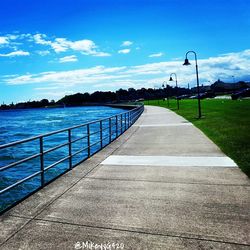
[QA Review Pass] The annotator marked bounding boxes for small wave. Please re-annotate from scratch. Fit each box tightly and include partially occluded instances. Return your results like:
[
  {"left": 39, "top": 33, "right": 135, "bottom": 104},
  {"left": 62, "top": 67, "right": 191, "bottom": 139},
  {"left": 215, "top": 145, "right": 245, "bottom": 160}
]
[{"left": 34, "top": 120, "right": 63, "bottom": 125}]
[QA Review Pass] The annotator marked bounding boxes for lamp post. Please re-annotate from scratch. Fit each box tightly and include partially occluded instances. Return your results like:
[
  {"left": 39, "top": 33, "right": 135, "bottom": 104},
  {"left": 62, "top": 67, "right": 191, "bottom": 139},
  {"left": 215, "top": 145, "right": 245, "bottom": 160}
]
[
  {"left": 162, "top": 81, "right": 169, "bottom": 106},
  {"left": 162, "top": 81, "right": 166, "bottom": 88},
  {"left": 157, "top": 81, "right": 164, "bottom": 105},
  {"left": 162, "top": 81, "right": 169, "bottom": 107},
  {"left": 232, "top": 75, "right": 235, "bottom": 83},
  {"left": 169, "top": 73, "right": 179, "bottom": 110},
  {"left": 183, "top": 50, "right": 201, "bottom": 118}
]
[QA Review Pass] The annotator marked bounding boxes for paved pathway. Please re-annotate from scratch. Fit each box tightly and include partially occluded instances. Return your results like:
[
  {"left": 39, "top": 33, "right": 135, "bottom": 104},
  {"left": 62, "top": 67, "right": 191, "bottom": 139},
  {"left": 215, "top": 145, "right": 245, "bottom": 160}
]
[{"left": 1, "top": 106, "right": 250, "bottom": 249}]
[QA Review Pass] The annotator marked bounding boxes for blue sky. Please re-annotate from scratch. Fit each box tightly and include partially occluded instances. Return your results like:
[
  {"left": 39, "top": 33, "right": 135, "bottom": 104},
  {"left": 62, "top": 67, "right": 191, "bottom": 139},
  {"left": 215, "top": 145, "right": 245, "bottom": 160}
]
[{"left": 0, "top": 0, "right": 250, "bottom": 104}]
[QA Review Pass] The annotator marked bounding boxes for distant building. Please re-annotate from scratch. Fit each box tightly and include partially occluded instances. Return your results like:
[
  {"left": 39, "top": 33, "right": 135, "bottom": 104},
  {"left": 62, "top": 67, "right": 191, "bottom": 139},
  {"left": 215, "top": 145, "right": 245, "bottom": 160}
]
[
  {"left": 191, "top": 85, "right": 211, "bottom": 93},
  {"left": 190, "top": 80, "right": 250, "bottom": 94},
  {"left": 211, "top": 80, "right": 249, "bottom": 93}
]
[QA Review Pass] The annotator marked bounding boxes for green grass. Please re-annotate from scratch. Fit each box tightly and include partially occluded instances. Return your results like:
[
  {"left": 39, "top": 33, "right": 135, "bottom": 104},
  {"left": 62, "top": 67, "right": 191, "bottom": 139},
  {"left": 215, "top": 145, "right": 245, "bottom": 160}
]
[{"left": 145, "top": 98, "right": 250, "bottom": 177}]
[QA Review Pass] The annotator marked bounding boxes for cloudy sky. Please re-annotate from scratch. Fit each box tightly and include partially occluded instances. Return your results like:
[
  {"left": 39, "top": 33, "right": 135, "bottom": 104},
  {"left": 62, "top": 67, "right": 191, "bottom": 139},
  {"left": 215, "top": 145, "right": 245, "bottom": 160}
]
[{"left": 0, "top": 0, "right": 250, "bottom": 104}]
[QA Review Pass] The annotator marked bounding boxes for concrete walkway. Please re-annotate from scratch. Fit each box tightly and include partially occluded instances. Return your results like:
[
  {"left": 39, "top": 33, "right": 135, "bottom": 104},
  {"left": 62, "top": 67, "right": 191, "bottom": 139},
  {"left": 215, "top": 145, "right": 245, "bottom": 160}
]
[{"left": 1, "top": 106, "right": 250, "bottom": 249}]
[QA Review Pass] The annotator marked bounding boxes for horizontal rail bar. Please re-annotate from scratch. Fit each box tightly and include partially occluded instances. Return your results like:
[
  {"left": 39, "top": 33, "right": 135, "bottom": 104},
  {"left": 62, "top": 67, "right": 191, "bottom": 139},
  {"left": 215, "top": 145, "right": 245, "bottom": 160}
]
[
  {"left": 44, "top": 155, "right": 70, "bottom": 171},
  {"left": 0, "top": 170, "right": 42, "bottom": 195},
  {"left": 102, "top": 134, "right": 110, "bottom": 141},
  {"left": 43, "top": 141, "right": 69, "bottom": 155},
  {"left": 71, "top": 145, "right": 89, "bottom": 157},
  {"left": 71, "top": 135, "right": 88, "bottom": 144},
  {"left": 100, "top": 126, "right": 111, "bottom": 132},
  {"left": 111, "top": 131, "right": 117, "bottom": 136},
  {"left": 89, "top": 140, "right": 101, "bottom": 148},
  {"left": 89, "top": 130, "right": 102, "bottom": 137},
  {"left": 0, "top": 153, "right": 41, "bottom": 172}
]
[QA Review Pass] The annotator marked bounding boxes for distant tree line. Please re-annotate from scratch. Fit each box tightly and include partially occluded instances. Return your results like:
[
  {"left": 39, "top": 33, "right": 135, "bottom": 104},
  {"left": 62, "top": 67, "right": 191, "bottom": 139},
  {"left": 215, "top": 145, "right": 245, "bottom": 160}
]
[
  {"left": 1, "top": 80, "right": 249, "bottom": 110},
  {"left": 0, "top": 99, "right": 55, "bottom": 110},
  {"left": 0, "top": 85, "right": 189, "bottom": 110},
  {"left": 58, "top": 86, "right": 191, "bottom": 106}
]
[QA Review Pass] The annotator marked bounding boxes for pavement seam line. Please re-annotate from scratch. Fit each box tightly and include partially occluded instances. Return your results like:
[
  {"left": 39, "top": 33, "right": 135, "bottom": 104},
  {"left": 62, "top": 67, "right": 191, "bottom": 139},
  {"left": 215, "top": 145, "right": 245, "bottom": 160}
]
[
  {"left": 85, "top": 177, "right": 250, "bottom": 186},
  {"left": 31, "top": 217, "right": 250, "bottom": 247},
  {"left": 0, "top": 217, "right": 33, "bottom": 248}
]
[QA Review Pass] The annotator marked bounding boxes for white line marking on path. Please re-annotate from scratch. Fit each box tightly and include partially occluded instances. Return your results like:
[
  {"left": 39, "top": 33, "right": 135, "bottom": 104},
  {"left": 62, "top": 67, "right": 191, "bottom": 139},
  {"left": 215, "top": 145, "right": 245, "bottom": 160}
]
[
  {"left": 101, "top": 155, "right": 237, "bottom": 167},
  {"left": 133, "top": 123, "right": 192, "bottom": 127},
  {"left": 144, "top": 112, "right": 173, "bottom": 115}
]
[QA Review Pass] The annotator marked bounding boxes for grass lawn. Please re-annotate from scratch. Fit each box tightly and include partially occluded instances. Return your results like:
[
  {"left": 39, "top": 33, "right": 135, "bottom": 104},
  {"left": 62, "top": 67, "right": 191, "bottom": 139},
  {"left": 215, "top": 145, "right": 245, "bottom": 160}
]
[{"left": 145, "top": 98, "right": 250, "bottom": 177}]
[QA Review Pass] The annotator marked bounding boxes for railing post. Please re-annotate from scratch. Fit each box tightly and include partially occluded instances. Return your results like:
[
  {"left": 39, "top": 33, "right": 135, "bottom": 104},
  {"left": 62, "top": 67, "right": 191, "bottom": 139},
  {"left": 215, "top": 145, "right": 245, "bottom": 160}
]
[
  {"left": 68, "top": 129, "right": 72, "bottom": 169},
  {"left": 127, "top": 112, "right": 129, "bottom": 128},
  {"left": 109, "top": 118, "right": 112, "bottom": 142},
  {"left": 39, "top": 137, "right": 45, "bottom": 187},
  {"left": 100, "top": 120, "right": 103, "bottom": 149},
  {"left": 125, "top": 113, "right": 127, "bottom": 129},
  {"left": 116, "top": 115, "right": 118, "bottom": 138},
  {"left": 87, "top": 124, "right": 90, "bottom": 157},
  {"left": 120, "top": 114, "right": 122, "bottom": 133}
]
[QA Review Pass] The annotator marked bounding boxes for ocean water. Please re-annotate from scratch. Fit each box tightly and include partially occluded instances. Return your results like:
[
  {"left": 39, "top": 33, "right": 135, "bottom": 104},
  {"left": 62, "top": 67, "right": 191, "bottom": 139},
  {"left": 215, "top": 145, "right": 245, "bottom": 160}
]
[{"left": 0, "top": 106, "right": 126, "bottom": 212}]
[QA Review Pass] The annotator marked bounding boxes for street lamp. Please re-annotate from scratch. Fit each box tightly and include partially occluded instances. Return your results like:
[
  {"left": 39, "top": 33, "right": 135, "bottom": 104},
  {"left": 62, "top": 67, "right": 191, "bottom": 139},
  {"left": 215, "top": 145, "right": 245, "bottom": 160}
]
[
  {"left": 162, "top": 81, "right": 169, "bottom": 107},
  {"left": 169, "top": 73, "right": 179, "bottom": 110},
  {"left": 232, "top": 75, "right": 235, "bottom": 83},
  {"left": 162, "top": 81, "right": 166, "bottom": 88},
  {"left": 183, "top": 50, "right": 201, "bottom": 118}
]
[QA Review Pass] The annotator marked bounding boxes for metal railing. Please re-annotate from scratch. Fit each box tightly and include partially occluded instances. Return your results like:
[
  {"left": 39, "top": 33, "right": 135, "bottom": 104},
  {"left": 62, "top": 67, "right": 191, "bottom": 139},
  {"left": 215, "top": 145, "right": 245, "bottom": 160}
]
[{"left": 0, "top": 104, "right": 144, "bottom": 214}]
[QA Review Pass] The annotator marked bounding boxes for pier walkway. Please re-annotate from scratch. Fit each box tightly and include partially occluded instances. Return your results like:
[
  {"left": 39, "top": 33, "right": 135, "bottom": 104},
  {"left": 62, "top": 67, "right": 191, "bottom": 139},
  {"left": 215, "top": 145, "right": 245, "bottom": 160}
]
[{"left": 1, "top": 106, "right": 249, "bottom": 249}]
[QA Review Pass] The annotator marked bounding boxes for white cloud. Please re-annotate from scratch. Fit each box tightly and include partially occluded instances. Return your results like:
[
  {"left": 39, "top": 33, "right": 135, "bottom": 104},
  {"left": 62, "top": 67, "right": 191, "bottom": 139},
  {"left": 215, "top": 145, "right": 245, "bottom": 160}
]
[
  {"left": 51, "top": 43, "right": 68, "bottom": 53},
  {"left": 36, "top": 90, "right": 74, "bottom": 98},
  {"left": 118, "top": 49, "right": 131, "bottom": 54},
  {"left": 4, "top": 66, "right": 126, "bottom": 85},
  {"left": 69, "top": 39, "right": 111, "bottom": 56},
  {"left": 0, "top": 50, "right": 30, "bottom": 57},
  {"left": 34, "top": 86, "right": 61, "bottom": 90},
  {"left": 172, "top": 57, "right": 182, "bottom": 61},
  {"left": 149, "top": 52, "right": 164, "bottom": 58},
  {"left": 0, "top": 36, "right": 9, "bottom": 45},
  {"left": 36, "top": 50, "right": 50, "bottom": 56},
  {"left": 33, "top": 34, "right": 68, "bottom": 53},
  {"left": 3, "top": 49, "right": 250, "bottom": 94},
  {"left": 33, "top": 34, "right": 51, "bottom": 45},
  {"left": 121, "top": 41, "right": 133, "bottom": 47},
  {"left": 8, "top": 33, "right": 32, "bottom": 40},
  {"left": 59, "top": 55, "right": 78, "bottom": 63},
  {"left": 69, "top": 39, "right": 95, "bottom": 53},
  {"left": 0, "top": 33, "right": 33, "bottom": 51},
  {"left": 92, "top": 51, "right": 111, "bottom": 57},
  {"left": 33, "top": 34, "right": 110, "bottom": 56},
  {"left": 0, "top": 32, "right": 111, "bottom": 57},
  {"left": 7, "top": 35, "right": 19, "bottom": 40}
]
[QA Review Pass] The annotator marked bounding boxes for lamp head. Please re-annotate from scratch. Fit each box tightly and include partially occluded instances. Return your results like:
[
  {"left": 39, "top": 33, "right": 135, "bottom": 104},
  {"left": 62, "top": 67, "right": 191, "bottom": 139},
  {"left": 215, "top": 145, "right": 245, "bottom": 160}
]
[
  {"left": 169, "top": 76, "right": 173, "bottom": 81},
  {"left": 183, "top": 58, "right": 191, "bottom": 66}
]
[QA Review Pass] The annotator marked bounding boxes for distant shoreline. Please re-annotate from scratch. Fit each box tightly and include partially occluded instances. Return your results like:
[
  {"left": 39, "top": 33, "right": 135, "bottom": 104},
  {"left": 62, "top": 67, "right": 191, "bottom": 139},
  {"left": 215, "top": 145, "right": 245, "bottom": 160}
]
[{"left": 0, "top": 102, "right": 139, "bottom": 111}]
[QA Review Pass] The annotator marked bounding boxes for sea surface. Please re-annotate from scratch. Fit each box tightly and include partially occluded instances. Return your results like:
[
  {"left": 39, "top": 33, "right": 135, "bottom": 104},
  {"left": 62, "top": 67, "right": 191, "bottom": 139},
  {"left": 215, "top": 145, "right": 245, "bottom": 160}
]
[{"left": 0, "top": 106, "right": 126, "bottom": 212}]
